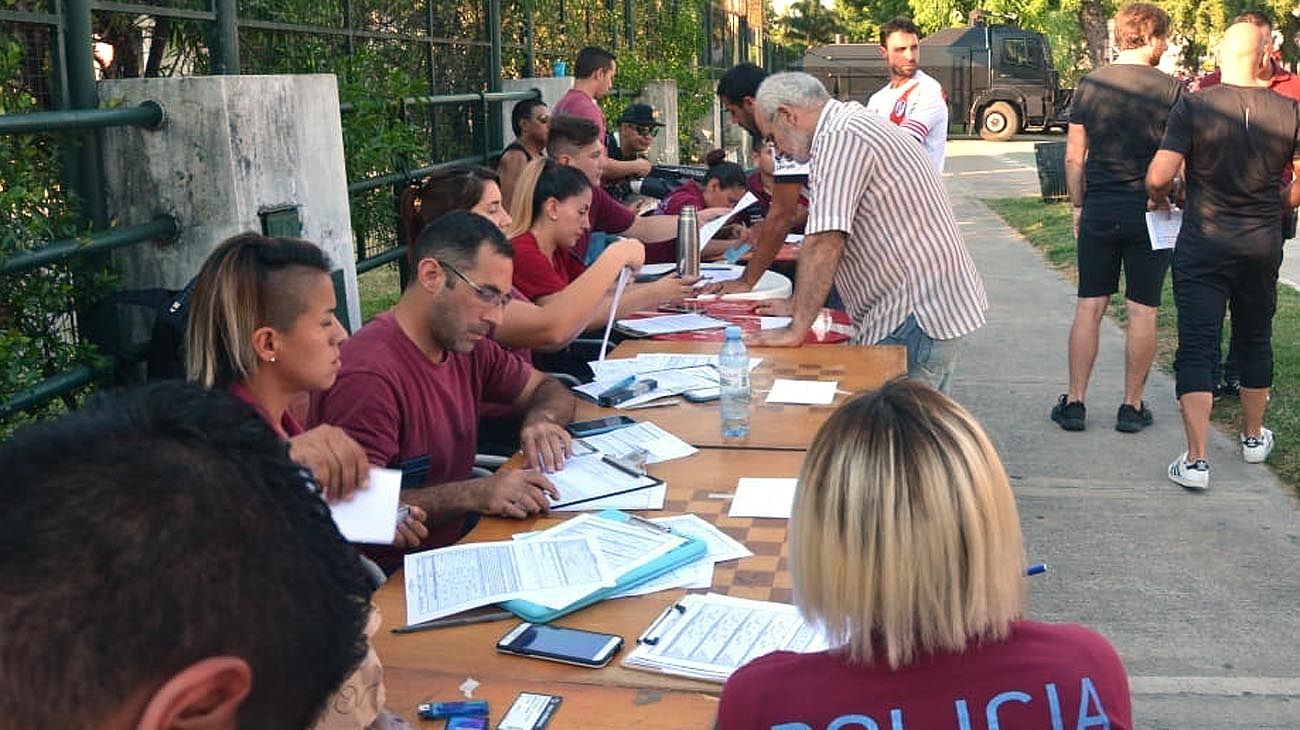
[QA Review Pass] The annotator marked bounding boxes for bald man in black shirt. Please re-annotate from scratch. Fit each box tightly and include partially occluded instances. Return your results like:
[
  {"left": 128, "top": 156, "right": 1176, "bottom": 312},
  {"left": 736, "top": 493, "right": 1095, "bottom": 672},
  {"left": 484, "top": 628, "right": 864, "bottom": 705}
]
[{"left": 1148, "top": 21, "right": 1300, "bottom": 490}]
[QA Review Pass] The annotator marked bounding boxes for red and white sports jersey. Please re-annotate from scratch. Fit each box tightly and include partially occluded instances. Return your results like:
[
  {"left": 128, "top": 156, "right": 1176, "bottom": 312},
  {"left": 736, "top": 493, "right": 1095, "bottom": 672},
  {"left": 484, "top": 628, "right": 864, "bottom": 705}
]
[{"left": 866, "top": 69, "right": 948, "bottom": 173}]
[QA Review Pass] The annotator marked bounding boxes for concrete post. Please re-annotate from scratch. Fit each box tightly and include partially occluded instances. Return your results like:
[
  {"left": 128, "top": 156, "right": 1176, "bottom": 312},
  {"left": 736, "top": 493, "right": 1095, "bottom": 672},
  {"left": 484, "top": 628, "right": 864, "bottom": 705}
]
[
  {"left": 98, "top": 74, "right": 362, "bottom": 330},
  {"left": 500, "top": 77, "right": 574, "bottom": 149},
  {"left": 639, "top": 79, "right": 679, "bottom": 164}
]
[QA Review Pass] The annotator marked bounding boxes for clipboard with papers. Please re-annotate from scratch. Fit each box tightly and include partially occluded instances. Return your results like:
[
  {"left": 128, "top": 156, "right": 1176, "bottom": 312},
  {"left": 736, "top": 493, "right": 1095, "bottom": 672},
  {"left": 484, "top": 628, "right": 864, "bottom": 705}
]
[{"left": 501, "top": 510, "right": 709, "bottom": 624}]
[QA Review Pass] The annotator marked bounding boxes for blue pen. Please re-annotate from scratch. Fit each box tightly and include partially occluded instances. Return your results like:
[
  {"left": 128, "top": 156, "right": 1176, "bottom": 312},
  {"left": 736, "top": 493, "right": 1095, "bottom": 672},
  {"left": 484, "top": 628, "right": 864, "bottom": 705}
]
[
  {"left": 1027, "top": 563, "right": 1047, "bottom": 576},
  {"left": 597, "top": 375, "right": 636, "bottom": 398}
]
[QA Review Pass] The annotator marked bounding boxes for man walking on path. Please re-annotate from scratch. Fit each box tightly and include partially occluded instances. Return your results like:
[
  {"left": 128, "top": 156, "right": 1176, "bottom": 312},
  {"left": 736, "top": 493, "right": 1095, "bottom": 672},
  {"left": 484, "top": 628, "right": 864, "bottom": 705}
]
[
  {"left": 1052, "top": 2, "right": 1181, "bottom": 434},
  {"left": 865, "top": 16, "right": 948, "bottom": 174},
  {"left": 1147, "top": 22, "right": 1299, "bottom": 490},
  {"left": 749, "top": 72, "right": 986, "bottom": 393}
]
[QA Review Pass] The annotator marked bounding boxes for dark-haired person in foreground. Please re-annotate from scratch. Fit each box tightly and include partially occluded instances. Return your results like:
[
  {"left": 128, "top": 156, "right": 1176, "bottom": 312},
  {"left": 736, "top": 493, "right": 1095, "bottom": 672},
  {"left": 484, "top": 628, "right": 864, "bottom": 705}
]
[
  {"left": 0, "top": 381, "right": 372, "bottom": 730},
  {"left": 312, "top": 212, "right": 577, "bottom": 570}
]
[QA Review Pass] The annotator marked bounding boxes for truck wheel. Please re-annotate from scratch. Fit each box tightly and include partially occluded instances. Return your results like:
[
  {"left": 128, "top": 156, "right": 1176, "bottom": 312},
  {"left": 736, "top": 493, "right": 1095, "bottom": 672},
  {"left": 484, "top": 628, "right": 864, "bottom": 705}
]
[{"left": 979, "top": 102, "right": 1018, "bottom": 142}]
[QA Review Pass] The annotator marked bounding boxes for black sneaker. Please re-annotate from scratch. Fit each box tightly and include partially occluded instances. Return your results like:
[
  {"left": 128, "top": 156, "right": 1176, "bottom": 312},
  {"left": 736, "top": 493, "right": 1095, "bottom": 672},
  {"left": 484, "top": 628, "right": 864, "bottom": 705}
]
[
  {"left": 1115, "top": 402, "right": 1153, "bottom": 433},
  {"left": 1051, "top": 394, "right": 1086, "bottom": 431}
]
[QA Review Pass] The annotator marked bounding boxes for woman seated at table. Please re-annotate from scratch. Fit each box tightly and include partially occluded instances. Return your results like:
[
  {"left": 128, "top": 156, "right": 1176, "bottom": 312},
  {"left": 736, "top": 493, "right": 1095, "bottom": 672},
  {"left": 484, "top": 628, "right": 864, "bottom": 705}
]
[
  {"left": 644, "top": 149, "right": 750, "bottom": 264},
  {"left": 186, "top": 232, "right": 428, "bottom": 547},
  {"left": 717, "top": 380, "right": 1132, "bottom": 729},
  {"left": 400, "top": 163, "right": 512, "bottom": 245},
  {"left": 506, "top": 158, "right": 696, "bottom": 328}
]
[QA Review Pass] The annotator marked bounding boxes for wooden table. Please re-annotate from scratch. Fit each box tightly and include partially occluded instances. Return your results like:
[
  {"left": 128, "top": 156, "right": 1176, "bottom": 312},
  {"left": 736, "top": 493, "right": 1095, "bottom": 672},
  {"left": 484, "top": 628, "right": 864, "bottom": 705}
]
[
  {"left": 577, "top": 340, "right": 906, "bottom": 450},
  {"left": 373, "top": 448, "right": 807, "bottom": 728}
]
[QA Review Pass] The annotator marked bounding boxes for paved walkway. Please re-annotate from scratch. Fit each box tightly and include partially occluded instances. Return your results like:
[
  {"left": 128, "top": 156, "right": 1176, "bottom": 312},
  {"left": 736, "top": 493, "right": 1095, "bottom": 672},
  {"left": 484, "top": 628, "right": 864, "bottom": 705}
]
[{"left": 943, "top": 141, "right": 1300, "bottom": 728}]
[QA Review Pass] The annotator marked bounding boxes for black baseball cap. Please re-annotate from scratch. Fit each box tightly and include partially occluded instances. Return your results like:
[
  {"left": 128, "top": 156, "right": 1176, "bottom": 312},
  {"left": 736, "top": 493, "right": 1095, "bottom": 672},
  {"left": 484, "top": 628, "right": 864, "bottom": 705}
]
[{"left": 618, "top": 103, "right": 664, "bottom": 126}]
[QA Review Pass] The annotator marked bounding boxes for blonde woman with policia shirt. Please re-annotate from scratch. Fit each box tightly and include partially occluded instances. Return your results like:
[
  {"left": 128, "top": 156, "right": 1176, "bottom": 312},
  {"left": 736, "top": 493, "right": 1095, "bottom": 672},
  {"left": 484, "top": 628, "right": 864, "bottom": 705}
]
[{"left": 718, "top": 380, "right": 1132, "bottom": 729}]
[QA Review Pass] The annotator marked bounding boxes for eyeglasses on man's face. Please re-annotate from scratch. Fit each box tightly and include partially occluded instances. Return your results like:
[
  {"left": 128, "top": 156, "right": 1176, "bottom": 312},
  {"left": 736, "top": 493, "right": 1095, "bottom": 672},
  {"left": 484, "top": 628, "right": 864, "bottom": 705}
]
[
  {"left": 633, "top": 124, "right": 660, "bottom": 137},
  {"left": 438, "top": 260, "right": 511, "bottom": 308}
]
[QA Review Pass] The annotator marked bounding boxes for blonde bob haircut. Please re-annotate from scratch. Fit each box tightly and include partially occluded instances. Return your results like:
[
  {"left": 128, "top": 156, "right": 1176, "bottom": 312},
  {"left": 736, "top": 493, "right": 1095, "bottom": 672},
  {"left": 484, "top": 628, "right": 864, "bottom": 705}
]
[
  {"left": 185, "top": 233, "right": 332, "bottom": 389},
  {"left": 791, "top": 379, "right": 1026, "bottom": 669}
]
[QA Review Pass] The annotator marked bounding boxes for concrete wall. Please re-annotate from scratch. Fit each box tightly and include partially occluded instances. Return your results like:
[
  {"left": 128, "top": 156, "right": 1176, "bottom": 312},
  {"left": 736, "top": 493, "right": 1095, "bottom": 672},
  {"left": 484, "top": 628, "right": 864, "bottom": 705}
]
[
  {"left": 639, "top": 80, "right": 679, "bottom": 165},
  {"left": 98, "top": 74, "right": 361, "bottom": 330}
]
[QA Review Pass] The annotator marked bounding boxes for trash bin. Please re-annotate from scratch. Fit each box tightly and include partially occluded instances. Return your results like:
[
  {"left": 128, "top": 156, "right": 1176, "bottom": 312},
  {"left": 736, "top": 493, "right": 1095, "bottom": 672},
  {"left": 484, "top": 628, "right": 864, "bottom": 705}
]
[{"left": 1034, "top": 141, "right": 1069, "bottom": 201}]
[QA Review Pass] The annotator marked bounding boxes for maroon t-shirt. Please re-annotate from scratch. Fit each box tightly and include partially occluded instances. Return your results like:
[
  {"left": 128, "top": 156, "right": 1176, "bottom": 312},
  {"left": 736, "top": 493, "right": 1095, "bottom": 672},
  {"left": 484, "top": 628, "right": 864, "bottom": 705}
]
[
  {"left": 230, "top": 382, "right": 304, "bottom": 439},
  {"left": 552, "top": 88, "right": 607, "bottom": 143},
  {"left": 718, "top": 621, "right": 1132, "bottom": 730},
  {"left": 310, "top": 311, "right": 530, "bottom": 550},
  {"left": 511, "top": 230, "right": 588, "bottom": 301},
  {"left": 655, "top": 180, "right": 706, "bottom": 215},
  {"left": 574, "top": 184, "right": 638, "bottom": 262}
]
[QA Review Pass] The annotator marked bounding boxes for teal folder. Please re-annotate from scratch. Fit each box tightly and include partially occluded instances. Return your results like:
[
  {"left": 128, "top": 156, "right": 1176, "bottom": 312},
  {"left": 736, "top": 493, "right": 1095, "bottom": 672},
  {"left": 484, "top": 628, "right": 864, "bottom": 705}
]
[{"left": 501, "top": 509, "right": 709, "bottom": 624}]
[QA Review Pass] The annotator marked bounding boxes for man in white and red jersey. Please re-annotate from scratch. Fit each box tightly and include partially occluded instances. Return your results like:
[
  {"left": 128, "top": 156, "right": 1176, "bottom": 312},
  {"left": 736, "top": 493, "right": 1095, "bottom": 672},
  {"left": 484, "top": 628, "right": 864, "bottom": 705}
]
[{"left": 866, "top": 16, "right": 948, "bottom": 173}]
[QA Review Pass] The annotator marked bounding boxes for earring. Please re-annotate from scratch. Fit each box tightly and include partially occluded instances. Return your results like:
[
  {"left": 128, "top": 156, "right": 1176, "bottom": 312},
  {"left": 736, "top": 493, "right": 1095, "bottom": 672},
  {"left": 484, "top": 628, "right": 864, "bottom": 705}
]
[{"left": 269, "top": 356, "right": 277, "bottom": 363}]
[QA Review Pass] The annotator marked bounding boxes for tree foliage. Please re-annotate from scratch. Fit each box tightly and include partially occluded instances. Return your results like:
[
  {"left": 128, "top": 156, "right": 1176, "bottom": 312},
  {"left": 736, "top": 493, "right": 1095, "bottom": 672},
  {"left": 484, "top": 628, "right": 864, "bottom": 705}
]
[{"left": 771, "top": 0, "right": 843, "bottom": 57}]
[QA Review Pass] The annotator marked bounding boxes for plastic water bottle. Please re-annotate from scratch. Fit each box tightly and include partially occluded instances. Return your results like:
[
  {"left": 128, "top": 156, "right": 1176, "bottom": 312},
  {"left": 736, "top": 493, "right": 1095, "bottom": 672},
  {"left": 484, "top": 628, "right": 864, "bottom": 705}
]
[{"left": 719, "top": 326, "right": 750, "bottom": 439}]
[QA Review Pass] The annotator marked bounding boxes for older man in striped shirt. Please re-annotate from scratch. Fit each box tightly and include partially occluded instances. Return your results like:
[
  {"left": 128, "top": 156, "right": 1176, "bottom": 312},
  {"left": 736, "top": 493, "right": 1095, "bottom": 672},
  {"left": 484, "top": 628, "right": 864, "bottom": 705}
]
[{"left": 750, "top": 72, "right": 986, "bottom": 392}]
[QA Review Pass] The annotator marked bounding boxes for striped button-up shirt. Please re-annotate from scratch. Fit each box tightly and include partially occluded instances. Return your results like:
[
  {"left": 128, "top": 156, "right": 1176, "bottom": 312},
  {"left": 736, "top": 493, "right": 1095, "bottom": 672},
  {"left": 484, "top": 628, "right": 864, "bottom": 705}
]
[{"left": 806, "top": 98, "right": 986, "bottom": 345}]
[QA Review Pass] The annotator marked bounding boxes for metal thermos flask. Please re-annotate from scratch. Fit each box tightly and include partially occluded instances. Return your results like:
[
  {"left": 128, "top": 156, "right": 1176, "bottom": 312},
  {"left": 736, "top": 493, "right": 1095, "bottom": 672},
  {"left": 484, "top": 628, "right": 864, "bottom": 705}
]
[{"left": 677, "top": 205, "right": 700, "bottom": 277}]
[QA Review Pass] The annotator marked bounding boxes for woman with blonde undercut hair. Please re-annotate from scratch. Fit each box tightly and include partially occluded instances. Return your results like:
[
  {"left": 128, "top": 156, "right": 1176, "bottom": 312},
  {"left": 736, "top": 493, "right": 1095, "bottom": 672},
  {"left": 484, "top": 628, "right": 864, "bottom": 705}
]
[{"left": 718, "top": 380, "right": 1132, "bottom": 729}]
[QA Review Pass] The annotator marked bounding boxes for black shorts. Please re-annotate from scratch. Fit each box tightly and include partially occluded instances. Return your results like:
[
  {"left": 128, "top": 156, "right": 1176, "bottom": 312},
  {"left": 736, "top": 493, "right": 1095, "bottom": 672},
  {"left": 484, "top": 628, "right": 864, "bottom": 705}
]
[{"left": 1077, "top": 207, "right": 1171, "bottom": 306}]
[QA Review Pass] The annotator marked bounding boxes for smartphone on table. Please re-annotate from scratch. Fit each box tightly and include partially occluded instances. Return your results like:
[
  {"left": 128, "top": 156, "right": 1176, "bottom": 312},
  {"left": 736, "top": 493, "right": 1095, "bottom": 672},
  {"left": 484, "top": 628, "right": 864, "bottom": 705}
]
[
  {"left": 496, "top": 622, "right": 624, "bottom": 668},
  {"left": 565, "top": 415, "right": 637, "bottom": 438},
  {"left": 684, "top": 387, "right": 721, "bottom": 403}
]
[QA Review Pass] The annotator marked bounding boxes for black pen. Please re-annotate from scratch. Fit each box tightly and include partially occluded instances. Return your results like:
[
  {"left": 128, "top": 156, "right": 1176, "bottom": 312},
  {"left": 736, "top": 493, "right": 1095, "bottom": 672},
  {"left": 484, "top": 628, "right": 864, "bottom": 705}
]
[{"left": 391, "top": 610, "right": 515, "bottom": 634}]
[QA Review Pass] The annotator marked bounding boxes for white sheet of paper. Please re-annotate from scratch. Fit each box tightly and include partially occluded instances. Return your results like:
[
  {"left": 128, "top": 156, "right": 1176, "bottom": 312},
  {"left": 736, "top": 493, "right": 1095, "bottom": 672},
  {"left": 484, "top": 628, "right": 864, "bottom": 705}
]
[
  {"left": 616, "top": 313, "right": 730, "bottom": 336},
  {"left": 697, "top": 191, "right": 758, "bottom": 249},
  {"left": 651, "top": 513, "right": 753, "bottom": 563},
  {"left": 784, "top": 233, "right": 805, "bottom": 243},
  {"left": 765, "top": 378, "right": 839, "bottom": 405},
  {"left": 638, "top": 262, "right": 678, "bottom": 277},
  {"left": 1146, "top": 209, "right": 1181, "bottom": 250},
  {"left": 579, "top": 421, "right": 698, "bottom": 464},
  {"left": 588, "top": 354, "right": 761, "bottom": 381},
  {"left": 612, "top": 557, "right": 714, "bottom": 597},
  {"left": 328, "top": 467, "right": 402, "bottom": 544},
  {"left": 617, "top": 365, "right": 721, "bottom": 407},
  {"left": 760, "top": 316, "right": 793, "bottom": 330},
  {"left": 402, "top": 536, "right": 613, "bottom": 624},
  {"left": 696, "top": 265, "right": 746, "bottom": 284},
  {"left": 728, "top": 477, "right": 798, "bottom": 518},
  {"left": 598, "top": 267, "right": 632, "bottom": 361}
]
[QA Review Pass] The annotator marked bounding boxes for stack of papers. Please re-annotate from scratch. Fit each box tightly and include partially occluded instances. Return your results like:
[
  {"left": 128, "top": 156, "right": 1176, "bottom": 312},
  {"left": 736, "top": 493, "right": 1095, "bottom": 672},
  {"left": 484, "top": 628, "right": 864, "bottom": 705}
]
[
  {"left": 611, "top": 514, "right": 753, "bottom": 597},
  {"left": 403, "top": 537, "right": 614, "bottom": 624},
  {"left": 545, "top": 452, "right": 666, "bottom": 511},
  {"left": 588, "top": 353, "right": 762, "bottom": 381},
  {"left": 577, "top": 421, "right": 697, "bottom": 464},
  {"left": 510, "top": 513, "right": 686, "bottom": 609},
  {"left": 615, "top": 313, "right": 730, "bottom": 337},
  {"left": 622, "top": 593, "right": 829, "bottom": 682},
  {"left": 576, "top": 365, "right": 722, "bottom": 408}
]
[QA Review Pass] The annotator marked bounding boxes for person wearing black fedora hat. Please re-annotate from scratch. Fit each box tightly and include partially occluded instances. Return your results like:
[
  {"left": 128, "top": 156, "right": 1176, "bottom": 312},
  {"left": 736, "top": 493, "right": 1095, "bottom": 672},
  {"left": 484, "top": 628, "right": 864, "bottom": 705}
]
[{"left": 604, "top": 102, "right": 663, "bottom": 202}]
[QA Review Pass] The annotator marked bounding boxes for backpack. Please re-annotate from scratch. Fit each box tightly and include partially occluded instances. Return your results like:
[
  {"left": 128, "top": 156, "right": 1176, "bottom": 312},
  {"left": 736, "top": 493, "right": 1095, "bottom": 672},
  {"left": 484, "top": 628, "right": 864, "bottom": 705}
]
[{"left": 84, "top": 276, "right": 198, "bottom": 382}]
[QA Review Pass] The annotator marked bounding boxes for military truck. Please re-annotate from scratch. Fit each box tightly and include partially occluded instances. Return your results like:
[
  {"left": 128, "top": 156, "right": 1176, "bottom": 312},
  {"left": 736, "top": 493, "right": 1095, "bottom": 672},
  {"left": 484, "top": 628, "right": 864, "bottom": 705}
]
[{"left": 801, "top": 23, "right": 1071, "bottom": 141}]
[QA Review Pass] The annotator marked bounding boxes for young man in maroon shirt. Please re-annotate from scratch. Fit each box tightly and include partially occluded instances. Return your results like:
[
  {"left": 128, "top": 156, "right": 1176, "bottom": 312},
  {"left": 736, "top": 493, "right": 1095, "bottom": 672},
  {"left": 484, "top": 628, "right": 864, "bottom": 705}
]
[
  {"left": 313, "top": 212, "right": 576, "bottom": 564},
  {"left": 551, "top": 46, "right": 650, "bottom": 184}
]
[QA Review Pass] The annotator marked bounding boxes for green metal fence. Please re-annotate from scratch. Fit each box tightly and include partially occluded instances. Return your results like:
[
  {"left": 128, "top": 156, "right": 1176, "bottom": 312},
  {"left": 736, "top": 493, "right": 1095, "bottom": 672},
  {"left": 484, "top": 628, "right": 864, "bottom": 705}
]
[{"left": 0, "top": 0, "right": 786, "bottom": 428}]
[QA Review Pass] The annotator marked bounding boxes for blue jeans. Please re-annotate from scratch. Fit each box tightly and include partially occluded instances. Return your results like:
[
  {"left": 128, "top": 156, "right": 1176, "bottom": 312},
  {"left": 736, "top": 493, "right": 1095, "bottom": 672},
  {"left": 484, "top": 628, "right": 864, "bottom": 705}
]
[{"left": 876, "top": 314, "right": 963, "bottom": 393}]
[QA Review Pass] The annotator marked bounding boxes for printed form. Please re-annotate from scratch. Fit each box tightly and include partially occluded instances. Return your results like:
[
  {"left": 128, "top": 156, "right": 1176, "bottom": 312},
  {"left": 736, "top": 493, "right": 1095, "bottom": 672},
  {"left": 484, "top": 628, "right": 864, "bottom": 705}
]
[
  {"left": 546, "top": 452, "right": 666, "bottom": 511},
  {"left": 624, "top": 593, "right": 829, "bottom": 682},
  {"left": 402, "top": 536, "right": 613, "bottom": 625},
  {"left": 514, "top": 513, "right": 685, "bottom": 608}
]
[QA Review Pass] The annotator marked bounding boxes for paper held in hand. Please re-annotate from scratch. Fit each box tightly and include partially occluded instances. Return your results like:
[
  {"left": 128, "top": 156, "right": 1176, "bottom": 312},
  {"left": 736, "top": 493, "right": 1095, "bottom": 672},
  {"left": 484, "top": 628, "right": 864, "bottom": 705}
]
[
  {"left": 1146, "top": 208, "right": 1181, "bottom": 250},
  {"left": 697, "top": 191, "right": 758, "bottom": 249}
]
